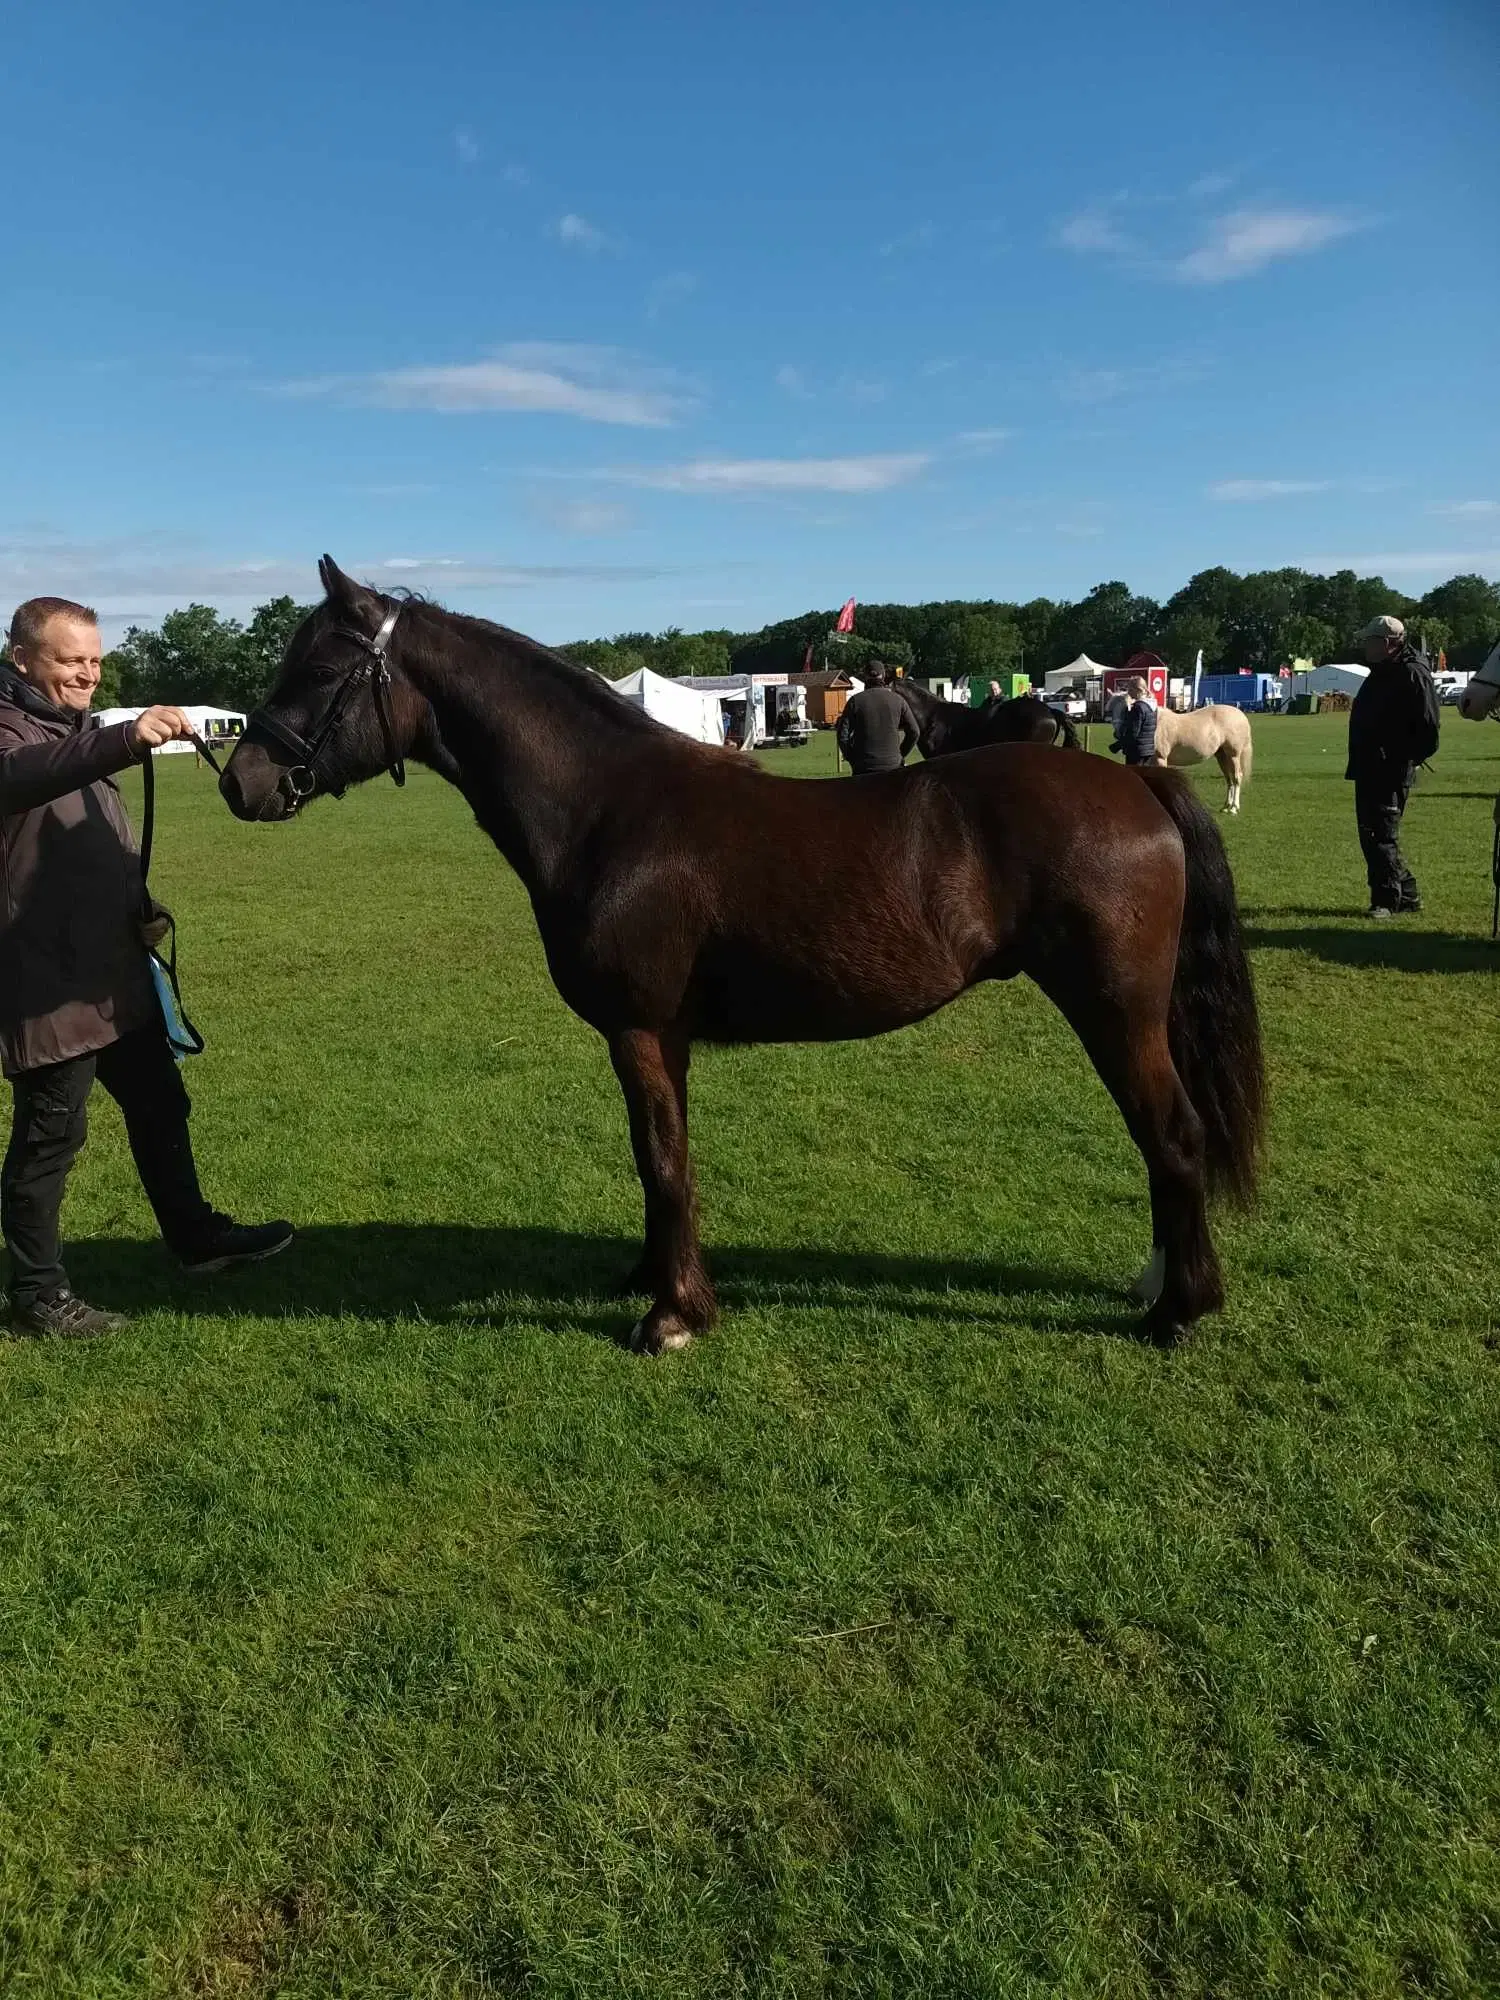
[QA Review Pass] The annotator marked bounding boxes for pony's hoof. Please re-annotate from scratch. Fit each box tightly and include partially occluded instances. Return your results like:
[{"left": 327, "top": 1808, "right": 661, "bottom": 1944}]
[
  {"left": 629, "top": 1312, "right": 695, "bottom": 1356},
  {"left": 1130, "top": 1247, "right": 1166, "bottom": 1305},
  {"left": 1136, "top": 1304, "right": 1191, "bottom": 1349}
]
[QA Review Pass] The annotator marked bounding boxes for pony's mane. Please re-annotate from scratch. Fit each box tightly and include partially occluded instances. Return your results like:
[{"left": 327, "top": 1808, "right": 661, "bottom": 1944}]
[
  {"left": 398, "top": 596, "right": 667, "bottom": 737},
  {"left": 394, "top": 594, "right": 743, "bottom": 761}
]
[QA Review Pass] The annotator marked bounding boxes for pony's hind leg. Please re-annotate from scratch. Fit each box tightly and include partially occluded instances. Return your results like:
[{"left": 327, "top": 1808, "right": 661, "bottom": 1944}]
[
  {"left": 609, "top": 1026, "right": 718, "bottom": 1354},
  {"left": 1036, "top": 965, "right": 1223, "bottom": 1346}
]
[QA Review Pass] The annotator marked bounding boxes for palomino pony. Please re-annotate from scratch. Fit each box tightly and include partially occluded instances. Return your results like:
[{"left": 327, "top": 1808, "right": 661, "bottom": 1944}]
[
  {"left": 1108, "top": 697, "right": 1254, "bottom": 813},
  {"left": 897, "top": 679, "right": 1081, "bottom": 758},
  {"left": 221, "top": 559, "right": 1265, "bottom": 1353}
]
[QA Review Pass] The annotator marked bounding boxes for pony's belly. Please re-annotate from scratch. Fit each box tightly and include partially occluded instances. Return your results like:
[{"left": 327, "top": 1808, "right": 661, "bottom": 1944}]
[{"left": 688, "top": 948, "right": 965, "bottom": 1044}]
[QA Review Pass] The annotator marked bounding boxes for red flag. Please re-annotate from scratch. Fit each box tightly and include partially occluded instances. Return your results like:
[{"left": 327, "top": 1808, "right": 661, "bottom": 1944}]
[
  {"left": 835, "top": 598, "right": 856, "bottom": 634},
  {"left": 801, "top": 640, "right": 814, "bottom": 671}
]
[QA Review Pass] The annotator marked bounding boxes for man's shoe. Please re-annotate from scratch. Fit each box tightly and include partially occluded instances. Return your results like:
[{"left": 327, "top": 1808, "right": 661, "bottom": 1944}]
[
  {"left": 178, "top": 1215, "right": 294, "bottom": 1274},
  {"left": 8, "top": 1288, "right": 125, "bottom": 1338},
  {"left": 1368, "top": 904, "right": 1398, "bottom": 921},
  {"left": 1398, "top": 895, "right": 1423, "bottom": 913}
]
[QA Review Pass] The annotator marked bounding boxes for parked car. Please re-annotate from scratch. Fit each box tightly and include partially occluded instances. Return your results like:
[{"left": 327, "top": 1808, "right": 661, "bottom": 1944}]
[
  {"left": 1435, "top": 673, "right": 1471, "bottom": 706},
  {"left": 1043, "top": 691, "right": 1087, "bottom": 722}
]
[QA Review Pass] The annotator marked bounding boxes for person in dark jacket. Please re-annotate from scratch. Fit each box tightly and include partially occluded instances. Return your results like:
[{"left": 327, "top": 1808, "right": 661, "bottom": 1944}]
[
  {"left": 1112, "top": 677, "right": 1159, "bottom": 766},
  {"left": 835, "top": 662, "right": 918, "bottom": 774},
  {"left": 1, "top": 596, "right": 292, "bottom": 1338},
  {"left": 1344, "top": 614, "right": 1441, "bottom": 918}
]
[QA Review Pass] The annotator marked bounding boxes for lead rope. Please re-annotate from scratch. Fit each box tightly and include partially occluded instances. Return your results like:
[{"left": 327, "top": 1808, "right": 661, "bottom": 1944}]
[{"left": 135, "top": 730, "right": 222, "bottom": 1053}]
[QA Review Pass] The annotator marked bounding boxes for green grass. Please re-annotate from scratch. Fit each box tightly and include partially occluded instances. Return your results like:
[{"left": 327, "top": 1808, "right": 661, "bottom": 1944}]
[{"left": 2, "top": 714, "right": 1499, "bottom": 1996}]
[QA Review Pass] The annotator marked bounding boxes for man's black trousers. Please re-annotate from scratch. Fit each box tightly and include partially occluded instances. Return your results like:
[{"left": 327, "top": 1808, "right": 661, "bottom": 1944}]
[
  {"left": 2, "top": 1024, "right": 213, "bottom": 1306},
  {"left": 1354, "top": 771, "right": 1419, "bottom": 911}
]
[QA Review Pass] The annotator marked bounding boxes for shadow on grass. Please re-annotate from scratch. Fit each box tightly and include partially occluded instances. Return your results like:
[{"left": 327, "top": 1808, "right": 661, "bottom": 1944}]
[
  {"left": 1243, "top": 921, "right": 1497, "bottom": 973},
  {"left": 67, "top": 1223, "right": 1127, "bottom": 1341}
]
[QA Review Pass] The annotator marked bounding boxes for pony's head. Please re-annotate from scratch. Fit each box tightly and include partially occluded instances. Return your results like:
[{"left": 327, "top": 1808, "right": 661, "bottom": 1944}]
[
  {"left": 1457, "top": 640, "right": 1500, "bottom": 722},
  {"left": 221, "top": 557, "right": 440, "bottom": 821}
]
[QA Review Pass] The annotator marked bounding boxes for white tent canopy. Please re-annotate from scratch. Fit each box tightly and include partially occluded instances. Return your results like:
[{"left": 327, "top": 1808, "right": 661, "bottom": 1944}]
[
  {"left": 94, "top": 705, "right": 246, "bottom": 754},
  {"left": 1291, "top": 664, "right": 1368, "bottom": 699},
  {"left": 609, "top": 667, "right": 725, "bottom": 745},
  {"left": 1043, "top": 654, "right": 1108, "bottom": 691}
]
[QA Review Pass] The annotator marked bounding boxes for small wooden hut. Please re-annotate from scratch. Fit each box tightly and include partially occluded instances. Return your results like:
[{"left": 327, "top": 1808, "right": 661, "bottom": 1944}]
[{"left": 785, "top": 669, "right": 858, "bottom": 727}]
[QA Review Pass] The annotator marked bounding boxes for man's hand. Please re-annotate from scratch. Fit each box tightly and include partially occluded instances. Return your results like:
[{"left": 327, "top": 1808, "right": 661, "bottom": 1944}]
[{"left": 128, "top": 706, "right": 194, "bottom": 755}]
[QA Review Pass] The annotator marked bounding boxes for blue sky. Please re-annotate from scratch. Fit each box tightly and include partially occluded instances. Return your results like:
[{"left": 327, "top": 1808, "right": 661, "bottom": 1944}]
[{"left": 4, "top": 0, "right": 1497, "bottom": 644}]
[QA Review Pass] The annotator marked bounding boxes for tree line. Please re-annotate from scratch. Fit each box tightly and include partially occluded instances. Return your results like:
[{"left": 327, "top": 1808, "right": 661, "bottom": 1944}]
[{"left": 24, "top": 567, "right": 1495, "bottom": 712}]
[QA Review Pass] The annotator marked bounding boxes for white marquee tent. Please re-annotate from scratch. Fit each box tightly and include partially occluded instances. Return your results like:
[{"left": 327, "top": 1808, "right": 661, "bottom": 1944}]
[
  {"left": 1290, "top": 664, "right": 1369, "bottom": 700},
  {"left": 94, "top": 705, "right": 246, "bottom": 753},
  {"left": 1042, "top": 653, "right": 1108, "bottom": 691},
  {"left": 609, "top": 667, "right": 726, "bottom": 745}
]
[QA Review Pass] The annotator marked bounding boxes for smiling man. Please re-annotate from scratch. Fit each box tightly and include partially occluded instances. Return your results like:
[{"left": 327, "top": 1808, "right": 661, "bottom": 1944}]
[{"left": 0, "top": 595, "right": 291, "bottom": 1338}]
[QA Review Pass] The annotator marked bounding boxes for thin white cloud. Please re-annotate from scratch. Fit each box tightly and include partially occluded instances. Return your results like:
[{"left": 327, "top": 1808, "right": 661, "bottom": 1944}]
[
  {"left": 1174, "top": 208, "right": 1359, "bottom": 283},
  {"left": 502, "top": 164, "right": 530, "bottom": 187},
  {"left": 556, "top": 212, "right": 615, "bottom": 253},
  {"left": 1058, "top": 209, "right": 1136, "bottom": 256},
  {"left": 455, "top": 128, "right": 480, "bottom": 166},
  {"left": 614, "top": 453, "right": 931, "bottom": 495},
  {"left": 774, "top": 364, "right": 811, "bottom": 398},
  {"left": 879, "top": 222, "right": 936, "bottom": 257},
  {"left": 1187, "top": 171, "right": 1236, "bottom": 200},
  {"left": 1056, "top": 355, "right": 1208, "bottom": 403},
  {"left": 646, "top": 271, "right": 696, "bottom": 319},
  {"left": 543, "top": 498, "right": 635, "bottom": 536},
  {"left": 0, "top": 533, "right": 669, "bottom": 641},
  {"left": 1300, "top": 550, "right": 1500, "bottom": 577},
  {"left": 1210, "top": 478, "right": 1333, "bottom": 501},
  {"left": 1431, "top": 499, "right": 1500, "bottom": 518},
  {"left": 280, "top": 343, "right": 689, "bottom": 427},
  {"left": 956, "top": 428, "right": 1011, "bottom": 454}
]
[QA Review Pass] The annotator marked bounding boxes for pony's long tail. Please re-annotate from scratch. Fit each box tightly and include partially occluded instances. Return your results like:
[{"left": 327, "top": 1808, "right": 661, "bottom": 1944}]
[
  {"left": 1052, "top": 711, "right": 1081, "bottom": 750},
  {"left": 1140, "top": 768, "right": 1265, "bottom": 1204},
  {"left": 1239, "top": 732, "right": 1253, "bottom": 785}
]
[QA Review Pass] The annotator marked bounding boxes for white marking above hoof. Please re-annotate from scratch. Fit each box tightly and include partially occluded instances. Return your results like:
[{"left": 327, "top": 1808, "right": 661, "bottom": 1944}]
[
  {"left": 629, "top": 1314, "right": 694, "bottom": 1354},
  {"left": 1131, "top": 1247, "right": 1166, "bottom": 1305}
]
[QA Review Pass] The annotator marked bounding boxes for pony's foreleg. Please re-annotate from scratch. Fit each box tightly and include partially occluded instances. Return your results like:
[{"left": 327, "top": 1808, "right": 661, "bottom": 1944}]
[
  {"left": 609, "top": 1026, "right": 717, "bottom": 1354},
  {"left": 1215, "top": 745, "right": 1239, "bottom": 814}
]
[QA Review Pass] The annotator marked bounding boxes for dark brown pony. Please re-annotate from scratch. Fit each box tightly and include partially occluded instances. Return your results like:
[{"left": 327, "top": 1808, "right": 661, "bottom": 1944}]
[
  {"left": 897, "top": 678, "right": 1081, "bottom": 757},
  {"left": 222, "top": 559, "right": 1264, "bottom": 1353}
]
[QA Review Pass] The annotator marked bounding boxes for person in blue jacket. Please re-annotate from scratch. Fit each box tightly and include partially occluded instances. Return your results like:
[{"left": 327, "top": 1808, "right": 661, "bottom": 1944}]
[{"left": 1112, "top": 677, "right": 1158, "bottom": 766}]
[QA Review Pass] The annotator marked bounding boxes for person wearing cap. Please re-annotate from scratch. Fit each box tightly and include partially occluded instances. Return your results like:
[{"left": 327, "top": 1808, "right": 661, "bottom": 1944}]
[
  {"left": 1111, "top": 676, "right": 1159, "bottom": 766},
  {"left": 1345, "top": 613, "right": 1441, "bottom": 919},
  {"left": 835, "top": 660, "right": 919, "bottom": 775},
  {"left": 1, "top": 595, "right": 293, "bottom": 1339}
]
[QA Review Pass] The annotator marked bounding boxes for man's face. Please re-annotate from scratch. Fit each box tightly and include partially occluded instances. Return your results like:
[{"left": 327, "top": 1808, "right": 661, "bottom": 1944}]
[
  {"left": 1362, "top": 631, "right": 1402, "bottom": 667},
  {"left": 15, "top": 615, "right": 102, "bottom": 712}
]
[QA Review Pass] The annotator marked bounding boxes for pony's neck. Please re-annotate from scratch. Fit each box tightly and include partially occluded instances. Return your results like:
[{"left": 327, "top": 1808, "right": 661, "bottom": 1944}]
[{"left": 394, "top": 604, "right": 654, "bottom": 892}]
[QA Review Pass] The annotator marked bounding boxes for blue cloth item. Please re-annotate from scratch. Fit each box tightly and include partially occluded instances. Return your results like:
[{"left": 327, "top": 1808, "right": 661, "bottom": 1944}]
[{"left": 149, "top": 951, "right": 204, "bottom": 1061}]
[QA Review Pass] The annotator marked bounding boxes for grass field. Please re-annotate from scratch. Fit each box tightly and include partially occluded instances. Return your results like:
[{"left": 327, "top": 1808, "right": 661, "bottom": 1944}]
[{"left": 2, "top": 712, "right": 1499, "bottom": 1997}]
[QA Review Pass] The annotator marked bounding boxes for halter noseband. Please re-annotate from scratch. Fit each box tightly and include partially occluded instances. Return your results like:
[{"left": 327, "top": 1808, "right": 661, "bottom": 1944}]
[{"left": 245, "top": 603, "right": 406, "bottom": 805}]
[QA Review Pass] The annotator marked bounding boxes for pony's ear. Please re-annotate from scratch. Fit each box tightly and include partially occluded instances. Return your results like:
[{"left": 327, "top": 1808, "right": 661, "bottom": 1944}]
[{"left": 318, "top": 554, "right": 384, "bottom": 632}]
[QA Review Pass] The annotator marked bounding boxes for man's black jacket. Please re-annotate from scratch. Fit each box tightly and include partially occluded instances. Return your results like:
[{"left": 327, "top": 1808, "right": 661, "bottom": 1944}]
[
  {"left": 1346, "top": 645, "right": 1440, "bottom": 781},
  {"left": 836, "top": 686, "right": 918, "bottom": 774}
]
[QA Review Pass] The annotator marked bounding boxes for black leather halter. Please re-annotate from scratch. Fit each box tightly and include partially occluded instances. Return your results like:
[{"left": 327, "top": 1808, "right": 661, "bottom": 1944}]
[{"left": 244, "top": 603, "right": 406, "bottom": 805}]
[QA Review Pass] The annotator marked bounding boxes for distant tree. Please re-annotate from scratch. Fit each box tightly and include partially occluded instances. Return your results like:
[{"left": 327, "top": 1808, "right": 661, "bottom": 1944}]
[
  {"left": 115, "top": 605, "right": 245, "bottom": 706},
  {"left": 923, "top": 613, "right": 1022, "bottom": 682},
  {"left": 1281, "top": 614, "right": 1337, "bottom": 666},
  {"left": 1052, "top": 582, "right": 1161, "bottom": 668},
  {"left": 1415, "top": 573, "right": 1500, "bottom": 671},
  {"left": 96, "top": 650, "right": 125, "bottom": 707},
  {"left": 1157, "top": 611, "right": 1223, "bottom": 674},
  {"left": 1404, "top": 615, "right": 1451, "bottom": 661},
  {"left": 236, "top": 596, "right": 311, "bottom": 707}
]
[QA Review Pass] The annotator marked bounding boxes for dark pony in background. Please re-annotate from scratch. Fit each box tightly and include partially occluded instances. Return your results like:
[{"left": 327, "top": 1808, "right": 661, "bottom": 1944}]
[
  {"left": 222, "top": 559, "right": 1264, "bottom": 1355},
  {"left": 896, "top": 679, "right": 1081, "bottom": 758}
]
